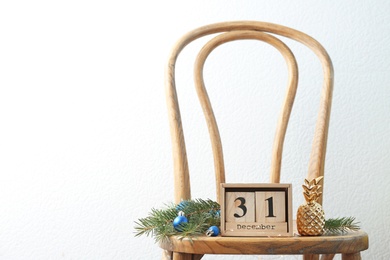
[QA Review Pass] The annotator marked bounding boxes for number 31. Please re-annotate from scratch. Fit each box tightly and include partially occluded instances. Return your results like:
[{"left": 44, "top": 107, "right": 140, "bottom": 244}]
[{"left": 234, "top": 196, "right": 276, "bottom": 218}]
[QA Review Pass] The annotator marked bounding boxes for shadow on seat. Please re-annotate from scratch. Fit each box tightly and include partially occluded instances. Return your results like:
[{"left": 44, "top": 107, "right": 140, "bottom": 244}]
[{"left": 160, "top": 21, "right": 368, "bottom": 260}]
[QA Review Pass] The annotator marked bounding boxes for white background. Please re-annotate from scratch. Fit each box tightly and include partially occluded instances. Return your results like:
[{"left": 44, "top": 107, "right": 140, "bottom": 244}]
[{"left": 1, "top": 1, "right": 389, "bottom": 259}]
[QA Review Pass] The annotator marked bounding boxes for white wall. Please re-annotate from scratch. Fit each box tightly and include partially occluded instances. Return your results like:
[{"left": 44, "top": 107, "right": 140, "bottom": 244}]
[{"left": 1, "top": 1, "right": 389, "bottom": 259}]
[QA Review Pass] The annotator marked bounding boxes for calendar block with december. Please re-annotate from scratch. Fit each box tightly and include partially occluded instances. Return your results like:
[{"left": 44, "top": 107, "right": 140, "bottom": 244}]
[{"left": 220, "top": 183, "right": 293, "bottom": 237}]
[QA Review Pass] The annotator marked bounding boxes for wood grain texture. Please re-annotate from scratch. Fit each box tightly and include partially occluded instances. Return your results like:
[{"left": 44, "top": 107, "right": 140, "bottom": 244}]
[
  {"left": 166, "top": 21, "right": 333, "bottom": 204},
  {"left": 162, "top": 250, "right": 173, "bottom": 260},
  {"left": 171, "top": 252, "right": 204, "bottom": 260},
  {"left": 225, "top": 192, "right": 255, "bottom": 222},
  {"left": 321, "top": 254, "right": 335, "bottom": 260},
  {"left": 162, "top": 21, "right": 368, "bottom": 259},
  {"left": 255, "top": 191, "right": 286, "bottom": 223},
  {"left": 220, "top": 183, "right": 293, "bottom": 237},
  {"left": 194, "top": 30, "right": 298, "bottom": 199},
  {"left": 342, "top": 253, "right": 361, "bottom": 260},
  {"left": 304, "top": 255, "right": 319, "bottom": 260},
  {"left": 160, "top": 231, "right": 368, "bottom": 255}
]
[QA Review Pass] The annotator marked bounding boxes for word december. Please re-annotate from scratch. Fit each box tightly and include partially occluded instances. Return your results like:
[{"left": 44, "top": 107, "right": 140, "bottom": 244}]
[{"left": 237, "top": 224, "right": 276, "bottom": 230}]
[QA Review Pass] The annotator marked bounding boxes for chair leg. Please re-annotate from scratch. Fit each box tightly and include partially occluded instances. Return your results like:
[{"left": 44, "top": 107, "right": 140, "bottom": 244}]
[
  {"left": 172, "top": 252, "right": 203, "bottom": 260},
  {"left": 193, "top": 255, "right": 203, "bottom": 260},
  {"left": 342, "top": 252, "right": 361, "bottom": 260},
  {"left": 304, "top": 254, "right": 319, "bottom": 260},
  {"left": 162, "top": 250, "right": 173, "bottom": 260},
  {"left": 320, "top": 254, "right": 335, "bottom": 260}
]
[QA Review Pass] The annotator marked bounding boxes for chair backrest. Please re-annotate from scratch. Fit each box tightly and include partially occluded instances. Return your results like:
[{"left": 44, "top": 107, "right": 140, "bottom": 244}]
[{"left": 165, "top": 21, "right": 333, "bottom": 204}]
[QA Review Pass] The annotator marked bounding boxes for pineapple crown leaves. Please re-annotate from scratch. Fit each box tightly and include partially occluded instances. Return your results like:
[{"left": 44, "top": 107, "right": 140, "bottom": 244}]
[{"left": 302, "top": 176, "right": 323, "bottom": 203}]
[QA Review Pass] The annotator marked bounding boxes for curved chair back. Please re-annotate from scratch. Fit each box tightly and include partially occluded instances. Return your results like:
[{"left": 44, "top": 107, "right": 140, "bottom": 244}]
[{"left": 165, "top": 21, "right": 333, "bottom": 204}]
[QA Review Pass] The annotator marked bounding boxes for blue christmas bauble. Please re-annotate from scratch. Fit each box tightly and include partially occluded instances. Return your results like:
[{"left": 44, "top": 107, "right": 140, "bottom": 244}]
[
  {"left": 206, "top": 225, "right": 220, "bottom": 237},
  {"left": 173, "top": 215, "right": 188, "bottom": 231}
]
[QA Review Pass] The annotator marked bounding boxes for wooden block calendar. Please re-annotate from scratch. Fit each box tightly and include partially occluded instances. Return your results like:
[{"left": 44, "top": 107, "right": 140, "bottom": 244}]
[{"left": 220, "top": 183, "right": 293, "bottom": 237}]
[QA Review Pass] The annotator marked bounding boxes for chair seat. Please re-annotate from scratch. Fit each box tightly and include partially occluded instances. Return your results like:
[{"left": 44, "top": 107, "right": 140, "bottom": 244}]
[
  {"left": 162, "top": 21, "right": 369, "bottom": 259},
  {"left": 160, "top": 231, "right": 368, "bottom": 255}
]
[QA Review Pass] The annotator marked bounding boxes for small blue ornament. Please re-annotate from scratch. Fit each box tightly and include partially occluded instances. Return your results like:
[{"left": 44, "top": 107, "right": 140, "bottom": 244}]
[
  {"left": 206, "top": 225, "right": 220, "bottom": 237},
  {"left": 173, "top": 211, "right": 188, "bottom": 231}
]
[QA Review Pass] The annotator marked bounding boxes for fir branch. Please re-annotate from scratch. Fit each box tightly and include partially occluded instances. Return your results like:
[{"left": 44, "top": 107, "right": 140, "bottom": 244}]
[
  {"left": 134, "top": 199, "right": 220, "bottom": 243},
  {"left": 134, "top": 206, "right": 177, "bottom": 241},
  {"left": 324, "top": 217, "right": 360, "bottom": 234},
  {"left": 135, "top": 198, "right": 361, "bottom": 242}
]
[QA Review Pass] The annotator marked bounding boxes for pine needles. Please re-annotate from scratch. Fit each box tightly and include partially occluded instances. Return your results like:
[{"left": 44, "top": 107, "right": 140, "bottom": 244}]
[
  {"left": 134, "top": 198, "right": 361, "bottom": 242},
  {"left": 324, "top": 217, "right": 360, "bottom": 234},
  {"left": 134, "top": 199, "right": 220, "bottom": 243}
]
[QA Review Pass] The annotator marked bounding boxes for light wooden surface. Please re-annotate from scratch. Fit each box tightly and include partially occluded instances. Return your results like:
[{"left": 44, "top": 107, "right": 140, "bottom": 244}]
[
  {"left": 255, "top": 191, "right": 286, "bottom": 223},
  {"left": 342, "top": 253, "right": 362, "bottom": 260},
  {"left": 166, "top": 20, "right": 333, "bottom": 204},
  {"left": 220, "top": 183, "right": 293, "bottom": 237},
  {"left": 160, "top": 231, "right": 368, "bottom": 255},
  {"left": 194, "top": 30, "right": 298, "bottom": 202},
  {"left": 163, "top": 20, "right": 367, "bottom": 259},
  {"left": 225, "top": 192, "right": 256, "bottom": 222},
  {"left": 320, "top": 254, "right": 336, "bottom": 260}
]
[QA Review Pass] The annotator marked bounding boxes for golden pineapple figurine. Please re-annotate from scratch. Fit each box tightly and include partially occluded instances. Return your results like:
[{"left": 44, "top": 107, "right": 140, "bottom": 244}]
[{"left": 297, "top": 176, "right": 325, "bottom": 236}]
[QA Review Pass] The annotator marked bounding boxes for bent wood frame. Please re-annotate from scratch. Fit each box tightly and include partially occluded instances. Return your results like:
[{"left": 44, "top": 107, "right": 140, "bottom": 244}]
[{"left": 165, "top": 21, "right": 333, "bottom": 204}]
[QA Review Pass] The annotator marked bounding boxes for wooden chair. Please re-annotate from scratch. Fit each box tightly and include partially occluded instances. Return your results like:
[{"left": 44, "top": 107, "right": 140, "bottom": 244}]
[{"left": 160, "top": 21, "right": 368, "bottom": 260}]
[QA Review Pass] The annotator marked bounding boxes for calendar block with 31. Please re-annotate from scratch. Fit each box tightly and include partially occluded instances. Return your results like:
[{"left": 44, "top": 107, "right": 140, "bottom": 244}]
[{"left": 220, "top": 183, "right": 293, "bottom": 236}]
